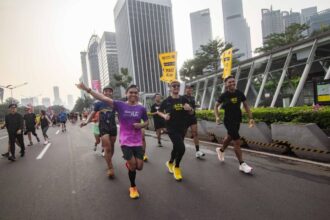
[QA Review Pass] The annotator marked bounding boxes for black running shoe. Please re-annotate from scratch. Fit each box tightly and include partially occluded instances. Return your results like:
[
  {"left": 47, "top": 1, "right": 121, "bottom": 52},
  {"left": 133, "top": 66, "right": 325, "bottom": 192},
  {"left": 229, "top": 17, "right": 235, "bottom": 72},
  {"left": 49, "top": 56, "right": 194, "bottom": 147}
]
[
  {"left": 8, "top": 156, "right": 16, "bottom": 161},
  {"left": 2, "top": 152, "right": 9, "bottom": 158},
  {"left": 20, "top": 151, "right": 25, "bottom": 157}
]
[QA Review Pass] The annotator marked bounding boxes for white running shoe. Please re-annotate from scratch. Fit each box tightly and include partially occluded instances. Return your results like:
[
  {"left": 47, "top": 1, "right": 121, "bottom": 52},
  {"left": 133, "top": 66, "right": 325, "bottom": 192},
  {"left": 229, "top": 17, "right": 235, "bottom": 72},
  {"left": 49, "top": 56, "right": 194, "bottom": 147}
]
[
  {"left": 44, "top": 141, "right": 48, "bottom": 145},
  {"left": 195, "top": 151, "right": 205, "bottom": 158},
  {"left": 239, "top": 162, "right": 253, "bottom": 173},
  {"left": 215, "top": 147, "right": 225, "bottom": 161}
]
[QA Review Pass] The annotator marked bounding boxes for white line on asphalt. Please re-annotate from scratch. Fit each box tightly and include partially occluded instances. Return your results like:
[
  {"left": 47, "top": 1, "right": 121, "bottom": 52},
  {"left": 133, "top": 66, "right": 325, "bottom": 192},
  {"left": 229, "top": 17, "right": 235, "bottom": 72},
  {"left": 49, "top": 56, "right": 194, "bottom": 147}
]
[
  {"left": 0, "top": 136, "right": 8, "bottom": 140},
  {"left": 56, "top": 130, "right": 60, "bottom": 135},
  {"left": 36, "top": 143, "right": 51, "bottom": 160}
]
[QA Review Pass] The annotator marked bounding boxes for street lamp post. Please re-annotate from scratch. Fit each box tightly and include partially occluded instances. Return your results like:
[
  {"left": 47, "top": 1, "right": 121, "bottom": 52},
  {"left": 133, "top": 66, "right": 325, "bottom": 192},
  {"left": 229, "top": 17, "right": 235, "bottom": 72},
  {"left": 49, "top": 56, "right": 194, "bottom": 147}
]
[{"left": 0, "top": 82, "right": 28, "bottom": 103}]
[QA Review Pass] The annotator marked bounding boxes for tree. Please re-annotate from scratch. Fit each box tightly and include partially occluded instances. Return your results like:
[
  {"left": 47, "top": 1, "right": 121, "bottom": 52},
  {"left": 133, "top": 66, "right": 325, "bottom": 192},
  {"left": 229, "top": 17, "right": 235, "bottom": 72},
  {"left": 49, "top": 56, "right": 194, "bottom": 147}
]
[
  {"left": 5, "top": 97, "right": 19, "bottom": 105},
  {"left": 180, "top": 39, "right": 233, "bottom": 81},
  {"left": 311, "top": 24, "right": 330, "bottom": 37},
  {"left": 113, "top": 68, "right": 133, "bottom": 91},
  {"left": 255, "top": 23, "right": 309, "bottom": 53},
  {"left": 72, "top": 96, "right": 93, "bottom": 113}
]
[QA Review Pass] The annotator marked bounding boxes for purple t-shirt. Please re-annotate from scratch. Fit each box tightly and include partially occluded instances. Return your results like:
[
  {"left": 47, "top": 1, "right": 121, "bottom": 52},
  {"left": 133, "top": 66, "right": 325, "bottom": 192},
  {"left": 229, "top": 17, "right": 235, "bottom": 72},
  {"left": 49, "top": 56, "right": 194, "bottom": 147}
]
[{"left": 113, "top": 100, "right": 148, "bottom": 147}]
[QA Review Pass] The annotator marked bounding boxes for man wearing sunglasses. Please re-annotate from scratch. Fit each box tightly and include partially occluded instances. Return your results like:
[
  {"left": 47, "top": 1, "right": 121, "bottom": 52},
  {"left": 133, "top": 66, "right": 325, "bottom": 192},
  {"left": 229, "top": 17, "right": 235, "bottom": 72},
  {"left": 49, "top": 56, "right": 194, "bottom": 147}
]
[{"left": 157, "top": 80, "right": 194, "bottom": 181}]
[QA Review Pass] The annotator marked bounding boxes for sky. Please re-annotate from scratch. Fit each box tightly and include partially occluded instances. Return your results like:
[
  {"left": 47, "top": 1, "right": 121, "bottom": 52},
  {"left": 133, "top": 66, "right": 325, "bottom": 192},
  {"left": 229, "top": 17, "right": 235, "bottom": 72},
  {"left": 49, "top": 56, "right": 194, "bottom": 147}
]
[{"left": 0, "top": 0, "right": 328, "bottom": 106}]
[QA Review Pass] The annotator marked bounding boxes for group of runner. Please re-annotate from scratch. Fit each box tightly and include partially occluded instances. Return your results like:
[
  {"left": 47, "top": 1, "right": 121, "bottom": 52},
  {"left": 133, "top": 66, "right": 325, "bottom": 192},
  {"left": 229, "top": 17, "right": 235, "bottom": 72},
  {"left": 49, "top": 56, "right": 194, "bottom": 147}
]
[{"left": 76, "top": 75, "right": 254, "bottom": 199}]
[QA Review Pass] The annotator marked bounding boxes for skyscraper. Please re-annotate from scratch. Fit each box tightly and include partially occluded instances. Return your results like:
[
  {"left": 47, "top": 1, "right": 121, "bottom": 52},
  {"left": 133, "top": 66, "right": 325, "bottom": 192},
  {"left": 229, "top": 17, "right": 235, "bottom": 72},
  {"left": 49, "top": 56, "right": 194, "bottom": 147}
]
[
  {"left": 80, "top": 51, "right": 89, "bottom": 86},
  {"left": 87, "top": 35, "right": 101, "bottom": 92},
  {"left": 114, "top": 0, "right": 175, "bottom": 95},
  {"left": 308, "top": 9, "right": 330, "bottom": 34},
  {"left": 261, "top": 7, "right": 285, "bottom": 42},
  {"left": 222, "top": 0, "right": 252, "bottom": 59},
  {"left": 282, "top": 10, "right": 301, "bottom": 29},
  {"left": 53, "top": 86, "right": 61, "bottom": 105},
  {"left": 301, "top": 7, "right": 317, "bottom": 24},
  {"left": 97, "top": 32, "right": 120, "bottom": 96},
  {"left": 190, "top": 9, "right": 213, "bottom": 56}
]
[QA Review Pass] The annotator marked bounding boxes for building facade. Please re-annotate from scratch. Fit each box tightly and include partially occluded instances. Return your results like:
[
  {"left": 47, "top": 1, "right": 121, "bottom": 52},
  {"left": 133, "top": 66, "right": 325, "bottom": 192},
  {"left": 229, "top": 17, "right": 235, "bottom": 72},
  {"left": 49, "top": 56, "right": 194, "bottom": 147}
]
[
  {"left": 222, "top": 0, "right": 252, "bottom": 59},
  {"left": 308, "top": 9, "right": 330, "bottom": 34},
  {"left": 53, "top": 86, "right": 61, "bottom": 105},
  {"left": 261, "top": 7, "right": 285, "bottom": 42},
  {"left": 114, "top": 0, "right": 175, "bottom": 95},
  {"left": 87, "top": 35, "right": 101, "bottom": 92},
  {"left": 97, "top": 32, "right": 120, "bottom": 97},
  {"left": 190, "top": 9, "right": 213, "bottom": 56}
]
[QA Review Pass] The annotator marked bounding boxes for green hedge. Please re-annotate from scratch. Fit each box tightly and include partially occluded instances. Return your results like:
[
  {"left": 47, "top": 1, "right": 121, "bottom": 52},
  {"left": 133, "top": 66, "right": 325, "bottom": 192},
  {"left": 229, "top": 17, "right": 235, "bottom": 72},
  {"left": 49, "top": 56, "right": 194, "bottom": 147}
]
[{"left": 195, "top": 106, "right": 330, "bottom": 130}]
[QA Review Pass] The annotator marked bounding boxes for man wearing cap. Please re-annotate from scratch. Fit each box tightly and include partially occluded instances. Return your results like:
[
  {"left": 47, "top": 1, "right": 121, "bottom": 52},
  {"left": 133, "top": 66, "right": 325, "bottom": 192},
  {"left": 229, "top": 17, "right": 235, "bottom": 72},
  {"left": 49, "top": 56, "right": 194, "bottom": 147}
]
[
  {"left": 23, "top": 106, "right": 40, "bottom": 146},
  {"left": 4, "top": 104, "right": 25, "bottom": 161},
  {"left": 81, "top": 85, "right": 117, "bottom": 178},
  {"left": 184, "top": 85, "right": 205, "bottom": 159}
]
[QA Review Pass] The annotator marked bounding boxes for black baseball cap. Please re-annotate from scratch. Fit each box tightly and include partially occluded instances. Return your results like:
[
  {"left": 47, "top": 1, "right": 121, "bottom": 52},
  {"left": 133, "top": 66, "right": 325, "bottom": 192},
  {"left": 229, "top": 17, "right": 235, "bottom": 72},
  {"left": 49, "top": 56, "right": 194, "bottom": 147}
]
[
  {"left": 186, "top": 84, "right": 194, "bottom": 88},
  {"left": 8, "top": 103, "right": 17, "bottom": 108}
]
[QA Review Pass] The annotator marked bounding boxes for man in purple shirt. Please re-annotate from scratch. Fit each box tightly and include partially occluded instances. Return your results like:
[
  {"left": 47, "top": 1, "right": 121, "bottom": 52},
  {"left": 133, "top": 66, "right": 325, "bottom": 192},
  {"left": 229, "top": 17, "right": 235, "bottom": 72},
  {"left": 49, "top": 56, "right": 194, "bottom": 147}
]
[{"left": 77, "top": 83, "right": 149, "bottom": 200}]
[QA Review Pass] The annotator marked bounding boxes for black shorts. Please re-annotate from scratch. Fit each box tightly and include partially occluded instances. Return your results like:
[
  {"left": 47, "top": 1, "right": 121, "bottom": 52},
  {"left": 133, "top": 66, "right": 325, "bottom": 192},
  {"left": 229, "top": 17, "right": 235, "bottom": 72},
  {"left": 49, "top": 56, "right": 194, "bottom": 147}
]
[
  {"left": 99, "top": 124, "right": 117, "bottom": 137},
  {"left": 186, "top": 116, "right": 197, "bottom": 127},
  {"left": 121, "top": 146, "right": 144, "bottom": 161},
  {"left": 224, "top": 122, "right": 240, "bottom": 140},
  {"left": 25, "top": 125, "right": 36, "bottom": 133},
  {"left": 154, "top": 119, "right": 165, "bottom": 130},
  {"left": 60, "top": 121, "right": 66, "bottom": 125}
]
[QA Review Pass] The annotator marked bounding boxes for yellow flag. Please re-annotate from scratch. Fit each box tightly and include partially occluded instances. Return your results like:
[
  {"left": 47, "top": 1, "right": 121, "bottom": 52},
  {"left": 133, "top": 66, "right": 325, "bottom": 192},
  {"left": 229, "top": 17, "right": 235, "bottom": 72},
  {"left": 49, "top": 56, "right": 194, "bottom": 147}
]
[
  {"left": 159, "top": 52, "right": 177, "bottom": 83},
  {"left": 221, "top": 48, "right": 233, "bottom": 79}
]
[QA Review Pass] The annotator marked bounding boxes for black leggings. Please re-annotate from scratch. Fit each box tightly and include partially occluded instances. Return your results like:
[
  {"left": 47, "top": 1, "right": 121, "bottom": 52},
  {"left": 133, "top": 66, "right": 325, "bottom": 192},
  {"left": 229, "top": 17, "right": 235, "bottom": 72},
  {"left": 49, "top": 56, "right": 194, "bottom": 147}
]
[
  {"left": 8, "top": 133, "right": 25, "bottom": 156},
  {"left": 168, "top": 129, "right": 186, "bottom": 167}
]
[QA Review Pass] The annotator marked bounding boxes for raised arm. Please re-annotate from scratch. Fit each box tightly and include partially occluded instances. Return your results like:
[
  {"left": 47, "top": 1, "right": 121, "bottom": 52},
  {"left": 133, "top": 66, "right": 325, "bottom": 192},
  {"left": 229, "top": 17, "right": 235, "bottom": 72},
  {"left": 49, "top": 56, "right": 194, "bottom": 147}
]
[{"left": 76, "top": 82, "right": 113, "bottom": 106}]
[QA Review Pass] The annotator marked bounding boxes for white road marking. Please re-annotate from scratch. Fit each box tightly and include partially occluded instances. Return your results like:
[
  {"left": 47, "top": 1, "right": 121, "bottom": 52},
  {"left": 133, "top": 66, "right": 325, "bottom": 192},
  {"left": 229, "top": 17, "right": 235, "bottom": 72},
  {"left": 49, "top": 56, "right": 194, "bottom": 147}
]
[
  {"left": 56, "top": 130, "right": 60, "bottom": 135},
  {"left": 0, "top": 136, "right": 8, "bottom": 140},
  {"left": 36, "top": 143, "right": 51, "bottom": 160}
]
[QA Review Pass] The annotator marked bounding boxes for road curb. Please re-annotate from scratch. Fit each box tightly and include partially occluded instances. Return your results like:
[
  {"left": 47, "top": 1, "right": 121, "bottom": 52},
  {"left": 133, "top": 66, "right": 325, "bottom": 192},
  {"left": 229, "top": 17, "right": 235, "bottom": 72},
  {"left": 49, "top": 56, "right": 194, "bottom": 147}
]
[{"left": 145, "top": 131, "right": 330, "bottom": 169}]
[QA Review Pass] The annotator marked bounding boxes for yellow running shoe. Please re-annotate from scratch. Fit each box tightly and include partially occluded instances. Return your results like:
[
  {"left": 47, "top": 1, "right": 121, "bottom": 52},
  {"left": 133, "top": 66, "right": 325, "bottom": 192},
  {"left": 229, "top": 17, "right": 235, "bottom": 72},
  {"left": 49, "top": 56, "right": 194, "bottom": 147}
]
[
  {"left": 129, "top": 187, "right": 140, "bottom": 199},
  {"left": 143, "top": 155, "right": 148, "bottom": 162},
  {"left": 173, "top": 167, "right": 183, "bottom": 181},
  {"left": 166, "top": 161, "right": 174, "bottom": 174}
]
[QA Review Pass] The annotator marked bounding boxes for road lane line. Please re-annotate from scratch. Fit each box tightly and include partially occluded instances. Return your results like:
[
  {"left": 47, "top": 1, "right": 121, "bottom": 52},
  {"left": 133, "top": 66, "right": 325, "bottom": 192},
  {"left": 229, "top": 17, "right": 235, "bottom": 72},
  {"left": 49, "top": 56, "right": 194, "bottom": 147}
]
[
  {"left": 0, "top": 136, "right": 8, "bottom": 140},
  {"left": 36, "top": 143, "right": 51, "bottom": 160},
  {"left": 56, "top": 130, "right": 60, "bottom": 135}
]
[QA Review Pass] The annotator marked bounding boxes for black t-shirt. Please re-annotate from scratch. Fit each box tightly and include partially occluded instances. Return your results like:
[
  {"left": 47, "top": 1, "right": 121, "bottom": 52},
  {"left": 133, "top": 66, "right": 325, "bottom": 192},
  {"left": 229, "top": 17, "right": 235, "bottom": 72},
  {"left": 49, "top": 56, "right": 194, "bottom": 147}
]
[
  {"left": 5, "top": 113, "right": 24, "bottom": 133},
  {"left": 23, "top": 113, "right": 36, "bottom": 126},
  {"left": 40, "top": 115, "right": 49, "bottom": 128},
  {"left": 183, "top": 95, "right": 196, "bottom": 118},
  {"left": 217, "top": 90, "right": 246, "bottom": 123},
  {"left": 150, "top": 103, "right": 164, "bottom": 122},
  {"left": 160, "top": 96, "right": 190, "bottom": 130}
]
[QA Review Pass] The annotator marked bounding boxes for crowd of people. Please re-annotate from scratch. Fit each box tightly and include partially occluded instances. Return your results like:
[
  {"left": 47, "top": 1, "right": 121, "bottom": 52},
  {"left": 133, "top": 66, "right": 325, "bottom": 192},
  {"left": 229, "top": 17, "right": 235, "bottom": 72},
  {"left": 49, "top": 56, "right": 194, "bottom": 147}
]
[{"left": 1, "top": 76, "right": 255, "bottom": 200}]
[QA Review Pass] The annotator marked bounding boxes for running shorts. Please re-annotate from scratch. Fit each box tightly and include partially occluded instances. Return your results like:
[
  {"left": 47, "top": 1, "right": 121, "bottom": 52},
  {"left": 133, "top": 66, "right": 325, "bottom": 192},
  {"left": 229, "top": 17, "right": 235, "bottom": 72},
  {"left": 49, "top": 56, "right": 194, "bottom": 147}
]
[
  {"left": 92, "top": 123, "right": 100, "bottom": 136},
  {"left": 224, "top": 121, "right": 240, "bottom": 140},
  {"left": 121, "top": 146, "right": 144, "bottom": 160}
]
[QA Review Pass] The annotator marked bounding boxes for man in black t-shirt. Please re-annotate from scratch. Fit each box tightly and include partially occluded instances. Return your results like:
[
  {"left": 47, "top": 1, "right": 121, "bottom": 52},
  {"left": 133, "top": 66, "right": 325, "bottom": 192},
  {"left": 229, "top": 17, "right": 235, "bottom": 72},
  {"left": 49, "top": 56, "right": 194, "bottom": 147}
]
[
  {"left": 23, "top": 107, "right": 40, "bottom": 146},
  {"left": 150, "top": 93, "right": 165, "bottom": 147},
  {"left": 184, "top": 85, "right": 205, "bottom": 159},
  {"left": 214, "top": 75, "right": 255, "bottom": 174},
  {"left": 157, "top": 80, "right": 194, "bottom": 181}
]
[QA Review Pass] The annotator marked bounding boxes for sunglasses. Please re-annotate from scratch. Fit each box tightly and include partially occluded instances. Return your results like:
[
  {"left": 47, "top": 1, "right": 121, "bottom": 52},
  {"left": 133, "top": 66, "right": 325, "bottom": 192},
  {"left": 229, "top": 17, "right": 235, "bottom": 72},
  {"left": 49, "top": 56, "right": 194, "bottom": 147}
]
[{"left": 171, "top": 84, "right": 180, "bottom": 88}]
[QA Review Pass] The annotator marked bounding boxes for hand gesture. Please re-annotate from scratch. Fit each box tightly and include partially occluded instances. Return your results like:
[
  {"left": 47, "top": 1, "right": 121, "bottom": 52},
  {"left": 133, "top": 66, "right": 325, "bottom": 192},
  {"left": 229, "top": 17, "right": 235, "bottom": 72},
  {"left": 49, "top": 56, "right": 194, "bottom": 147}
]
[
  {"left": 80, "top": 122, "right": 87, "bottom": 128},
  {"left": 164, "top": 114, "right": 170, "bottom": 121},
  {"left": 133, "top": 123, "right": 143, "bottom": 129},
  {"left": 183, "top": 103, "right": 192, "bottom": 111},
  {"left": 76, "top": 82, "right": 88, "bottom": 91},
  {"left": 17, "top": 129, "right": 22, "bottom": 135}
]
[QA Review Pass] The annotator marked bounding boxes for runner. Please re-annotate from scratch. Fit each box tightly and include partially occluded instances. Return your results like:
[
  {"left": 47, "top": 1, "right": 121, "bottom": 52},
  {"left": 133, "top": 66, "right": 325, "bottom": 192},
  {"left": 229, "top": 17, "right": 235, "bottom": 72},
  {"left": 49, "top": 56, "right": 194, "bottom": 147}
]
[
  {"left": 214, "top": 75, "right": 255, "bottom": 174},
  {"left": 184, "top": 85, "right": 205, "bottom": 158},
  {"left": 81, "top": 85, "right": 117, "bottom": 178},
  {"left": 23, "top": 107, "right": 40, "bottom": 146},
  {"left": 77, "top": 83, "right": 149, "bottom": 199},
  {"left": 4, "top": 103, "right": 25, "bottom": 161},
  {"left": 81, "top": 110, "right": 102, "bottom": 153},
  {"left": 150, "top": 93, "right": 165, "bottom": 147},
  {"left": 38, "top": 110, "right": 52, "bottom": 144},
  {"left": 157, "top": 80, "right": 194, "bottom": 181},
  {"left": 58, "top": 109, "right": 67, "bottom": 132}
]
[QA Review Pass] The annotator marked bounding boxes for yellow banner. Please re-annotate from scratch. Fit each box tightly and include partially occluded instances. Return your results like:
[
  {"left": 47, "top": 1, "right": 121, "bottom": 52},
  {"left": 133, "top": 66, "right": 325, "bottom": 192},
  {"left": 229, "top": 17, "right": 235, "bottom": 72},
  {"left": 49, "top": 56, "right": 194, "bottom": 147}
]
[
  {"left": 159, "top": 52, "right": 177, "bottom": 83},
  {"left": 221, "top": 48, "right": 233, "bottom": 79}
]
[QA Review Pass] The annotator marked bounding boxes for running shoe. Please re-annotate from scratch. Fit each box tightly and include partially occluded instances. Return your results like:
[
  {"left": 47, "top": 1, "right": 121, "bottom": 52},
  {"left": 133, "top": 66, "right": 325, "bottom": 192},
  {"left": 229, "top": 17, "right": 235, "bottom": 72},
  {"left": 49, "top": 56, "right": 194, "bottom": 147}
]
[
  {"left": 173, "top": 167, "right": 183, "bottom": 181},
  {"left": 27, "top": 142, "right": 33, "bottom": 146},
  {"left": 143, "top": 155, "right": 148, "bottom": 162},
  {"left": 44, "top": 141, "right": 48, "bottom": 145},
  {"left": 20, "top": 151, "right": 25, "bottom": 157},
  {"left": 158, "top": 143, "right": 163, "bottom": 147},
  {"left": 216, "top": 147, "right": 225, "bottom": 162},
  {"left": 195, "top": 150, "right": 205, "bottom": 158},
  {"left": 166, "top": 161, "right": 174, "bottom": 174},
  {"left": 93, "top": 145, "right": 97, "bottom": 151},
  {"left": 129, "top": 187, "right": 139, "bottom": 199},
  {"left": 1, "top": 152, "right": 9, "bottom": 158},
  {"left": 8, "top": 156, "right": 16, "bottom": 161},
  {"left": 239, "top": 162, "right": 253, "bottom": 174},
  {"left": 107, "top": 168, "right": 115, "bottom": 179}
]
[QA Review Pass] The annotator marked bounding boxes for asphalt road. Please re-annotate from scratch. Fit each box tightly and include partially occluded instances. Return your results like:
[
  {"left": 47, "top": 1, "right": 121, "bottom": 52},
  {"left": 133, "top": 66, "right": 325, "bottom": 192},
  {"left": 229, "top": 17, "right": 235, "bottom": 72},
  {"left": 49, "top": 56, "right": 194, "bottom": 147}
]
[{"left": 0, "top": 123, "right": 329, "bottom": 220}]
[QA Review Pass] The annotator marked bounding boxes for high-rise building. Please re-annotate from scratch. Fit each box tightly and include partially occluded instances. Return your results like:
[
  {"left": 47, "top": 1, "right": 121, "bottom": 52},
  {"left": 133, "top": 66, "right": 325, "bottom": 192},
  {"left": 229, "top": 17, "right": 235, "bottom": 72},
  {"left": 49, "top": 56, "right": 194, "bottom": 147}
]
[
  {"left": 42, "top": 97, "right": 51, "bottom": 108},
  {"left": 114, "top": 0, "right": 175, "bottom": 95},
  {"left": 301, "top": 7, "right": 317, "bottom": 24},
  {"left": 261, "top": 7, "right": 285, "bottom": 42},
  {"left": 190, "top": 9, "right": 213, "bottom": 56},
  {"left": 97, "top": 32, "right": 120, "bottom": 97},
  {"left": 67, "top": 95, "right": 74, "bottom": 109},
  {"left": 308, "top": 9, "right": 330, "bottom": 34},
  {"left": 87, "top": 35, "right": 101, "bottom": 92},
  {"left": 80, "top": 51, "right": 89, "bottom": 86},
  {"left": 53, "top": 86, "right": 61, "bottom": 105},
  {"left": 282, "top": 10, "right": 301, "bottom": 29},
  {"left": 222, "top": 0, "right": 252, "bottom": 59}
]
